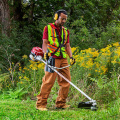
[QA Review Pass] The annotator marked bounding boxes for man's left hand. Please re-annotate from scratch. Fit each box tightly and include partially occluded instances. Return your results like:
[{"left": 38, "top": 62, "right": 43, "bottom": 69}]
[{"left": 70, "top": 57, "right": 75, "bottom": 65}]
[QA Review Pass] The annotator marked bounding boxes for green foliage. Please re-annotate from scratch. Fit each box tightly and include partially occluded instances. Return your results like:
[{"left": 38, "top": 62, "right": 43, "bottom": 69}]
[
  {"left": 0, "top": 23, "right": 29, "bottom": 70},
  {"left": 66, "top": 0, "right": 120, "bottom": 28},
  {"left": 90, "top": 75, "right": 119, "bottom": 104},
  {"left": 69, "top": 17, "right": 96, "bottom": 49},
  {"left": 0, "top": 73, "right": 10, "bottom": 91},
  {"left": 7, "top": 0, "right": 120, "bottom": 50},
  {"left": 69, "top": 20, "right": 120, "bottom": 50},
  {"left": 2, "top": 88, "right": 27, "bottom": 100}
]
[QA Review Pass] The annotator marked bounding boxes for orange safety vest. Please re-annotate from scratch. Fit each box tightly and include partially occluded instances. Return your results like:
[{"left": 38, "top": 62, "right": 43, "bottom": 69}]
[{"left": 47, "top": 23, "right": 68, "bottom": 58}]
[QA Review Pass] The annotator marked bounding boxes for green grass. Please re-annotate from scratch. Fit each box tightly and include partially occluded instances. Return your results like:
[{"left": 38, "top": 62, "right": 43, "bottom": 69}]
[{"left": 0, "top": 98, "right": 120, "bottom": 120}]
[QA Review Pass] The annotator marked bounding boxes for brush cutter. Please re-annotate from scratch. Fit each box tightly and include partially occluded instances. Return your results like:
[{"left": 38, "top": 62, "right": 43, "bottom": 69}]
[{"left": 29, "top": 47, "right": 97, "bottom": 111}]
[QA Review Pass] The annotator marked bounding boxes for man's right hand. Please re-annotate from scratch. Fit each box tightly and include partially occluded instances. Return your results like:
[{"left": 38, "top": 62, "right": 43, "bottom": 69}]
[{"left": 44, "top": 53, "right": 51, "bottom": 60}]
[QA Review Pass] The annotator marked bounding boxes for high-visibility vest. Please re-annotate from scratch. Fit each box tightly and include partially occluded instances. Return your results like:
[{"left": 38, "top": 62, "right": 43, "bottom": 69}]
[{"left": 47, "top": 23, "right": 68, "bottom": 58}]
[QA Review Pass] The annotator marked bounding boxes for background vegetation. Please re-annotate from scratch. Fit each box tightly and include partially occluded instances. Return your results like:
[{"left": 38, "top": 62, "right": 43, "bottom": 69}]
[{"left": 0, "top": 0, "right": 120, "bottom": 119}]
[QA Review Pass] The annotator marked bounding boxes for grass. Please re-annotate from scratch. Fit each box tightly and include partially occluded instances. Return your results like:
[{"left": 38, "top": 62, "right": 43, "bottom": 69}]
[{"left": 0, "top": 97, "right": 120, "bottom": 120}]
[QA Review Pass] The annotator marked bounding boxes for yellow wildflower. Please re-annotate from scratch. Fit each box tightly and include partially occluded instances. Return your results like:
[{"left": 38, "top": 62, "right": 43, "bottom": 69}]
[
  {"left": 20, "top": 81, "right": 23, "bottom": 84},
  {"left": 19, "top": 76, "right": 22, "bottom": 79},
  {"left": 86, "top": 48, "right": 92, "bottom": 53},
  {"left": 38, "top": 63, "right": 44, "bottom": 69},
  {"left": 8, "top": 68, "right": 11, "bottom": 71},
  {"left": 95, "top": 62, "right": 100, "bottom": 68},
  {"left": 88, "top": 73, "right": 91, "bottom": 76},
  {"left": 101, "top": 66, "right": 107, "bottom": 74},
  {"left": 18, "top": 62, "right": 21, "bottom": 66},
  {"left": 115, "top": 48, "right": 120, "bottom": 56},
  {"left": 112, "top": 56, "right": 118, "bottom": 60},
  {"left": 81, "top": 62, "right": 85, "bottom": 67},
  {"left": 113, "top": 42, "right": 119, "bottom": 47},
  {"left": 92, "top": 51, "right": 99, "bottom": 57},
  {"left": 19, "top": 67, "right": 22, "bottom": 71},
  {"left": 71, "top": 47, "right": 78, "bottom": 53},
  {"left": 85, "top": 58, "right": 93, "bottom": 68},
  {"left": 100, "top": 48, "right": 106, "bottom": 53},
  {"left": 107, "top": 44, "right": 112, "bottom": 48},
  {"left": 22, "top": 55, "right": 28, "bottom": 59},
  {"left": 32, "top": 66, "right": 37, "bottom": 70},
  {"left": 111, "top": 60, "right": 117, "bottom": 64},
  {"left": 81, "top": 50, "right": 86, "bottom": 55},
  {"left": 24, "top": 76, "right": 29, "bottom": 81},
  {"left": 23, "top": 67, "right": 27, "bottom": 70},
  {"left": 95, "top": 70, "right": 98, "bottom": 72},
  {"left": 79, "top": 57, "right": 84, "bottom": 61}
]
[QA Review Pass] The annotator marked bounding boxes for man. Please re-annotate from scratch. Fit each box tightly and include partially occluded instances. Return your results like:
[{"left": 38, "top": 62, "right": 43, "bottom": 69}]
[{"left": 36, "top": 9, "right": 75, "bottom": 111}]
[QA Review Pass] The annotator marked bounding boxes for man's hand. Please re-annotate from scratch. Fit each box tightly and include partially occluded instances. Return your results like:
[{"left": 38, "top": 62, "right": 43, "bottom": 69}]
[
  {"left": 44, "top": 53, "right": 51, "bottom": 60},
  {"left": 70, "top": 57, "right": 75, "bottom": 65}
]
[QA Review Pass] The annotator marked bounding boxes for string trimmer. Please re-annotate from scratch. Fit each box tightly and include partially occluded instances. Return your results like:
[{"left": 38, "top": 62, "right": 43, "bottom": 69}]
[{"left": 29, "top": 47, "right": 97, "bottom": 111}]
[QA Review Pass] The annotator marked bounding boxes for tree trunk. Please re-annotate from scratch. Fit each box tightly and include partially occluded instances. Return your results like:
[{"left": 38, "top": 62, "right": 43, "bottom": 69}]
[
  {"left": 13, "top": 0, "right": 23, "bottom": 21},
  {"left": 28, "top": 1, "right": 34, "bottom": 23},
  {"left": 0, "top": 0, "right": 10, "bottom": 35}
]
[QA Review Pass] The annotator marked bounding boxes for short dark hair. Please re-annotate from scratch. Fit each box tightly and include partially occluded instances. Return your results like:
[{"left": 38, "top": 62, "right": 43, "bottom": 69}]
[{"left": 56, "top": 9, "right": 67, "bottom": 18}]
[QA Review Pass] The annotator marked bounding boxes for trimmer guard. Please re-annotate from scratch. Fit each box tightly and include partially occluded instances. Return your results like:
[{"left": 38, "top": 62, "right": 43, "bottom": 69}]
[{"left": 78, "top": 100, "right": 97, "bottom": 111}]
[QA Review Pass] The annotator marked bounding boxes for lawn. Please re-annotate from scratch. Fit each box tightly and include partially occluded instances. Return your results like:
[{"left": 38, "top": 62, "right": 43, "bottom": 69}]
[{"left": 0, "top": 98, "right": 120, "bottom": 120}]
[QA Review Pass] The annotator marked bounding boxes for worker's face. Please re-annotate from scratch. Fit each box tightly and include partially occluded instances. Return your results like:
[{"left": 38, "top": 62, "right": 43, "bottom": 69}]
[{"left": 57, "top": 13, "right": 67, "bottom": 26}]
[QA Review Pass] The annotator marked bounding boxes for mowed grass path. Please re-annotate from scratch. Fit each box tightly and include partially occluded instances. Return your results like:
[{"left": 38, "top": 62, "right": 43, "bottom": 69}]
[{"left": 0, "top": 98, "right": 120, "bottom": 120}]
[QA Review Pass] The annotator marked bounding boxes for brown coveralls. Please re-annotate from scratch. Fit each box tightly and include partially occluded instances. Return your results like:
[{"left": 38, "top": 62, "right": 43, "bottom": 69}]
[{"left": 36, "top": 58, "right": 71, "bottom": 108}]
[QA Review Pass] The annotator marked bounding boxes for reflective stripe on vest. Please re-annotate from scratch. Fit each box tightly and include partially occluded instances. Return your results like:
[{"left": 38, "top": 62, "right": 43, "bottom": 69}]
[{"left": 47, "top": 23, "right": 68, "bottom": 58}]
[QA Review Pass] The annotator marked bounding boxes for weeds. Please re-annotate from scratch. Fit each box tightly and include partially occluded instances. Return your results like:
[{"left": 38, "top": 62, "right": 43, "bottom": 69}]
[{"left": 2, "top": 88, "right": 27, "bottom": 100}]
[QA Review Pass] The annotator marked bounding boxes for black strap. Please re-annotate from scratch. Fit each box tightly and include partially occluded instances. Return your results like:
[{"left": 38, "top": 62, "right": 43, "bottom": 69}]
[{"left": 63, "top": 28, "right": 65, "bottom": 44}]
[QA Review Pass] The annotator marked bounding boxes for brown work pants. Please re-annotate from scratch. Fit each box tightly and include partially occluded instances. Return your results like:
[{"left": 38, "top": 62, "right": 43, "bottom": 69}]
[{"left": 36, "top": 58, "right": 71, "bottom": 108}]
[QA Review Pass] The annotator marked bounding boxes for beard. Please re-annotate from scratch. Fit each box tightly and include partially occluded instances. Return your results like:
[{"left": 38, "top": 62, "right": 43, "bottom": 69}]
[{"left": 60, "top": 22, "right": 64, "bottom": 26}]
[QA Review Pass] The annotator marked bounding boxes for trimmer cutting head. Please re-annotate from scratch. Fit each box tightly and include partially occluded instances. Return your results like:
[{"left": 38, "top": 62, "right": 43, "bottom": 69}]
[{"left": 78, "top": 101, "right": 98, "bottom": 111}]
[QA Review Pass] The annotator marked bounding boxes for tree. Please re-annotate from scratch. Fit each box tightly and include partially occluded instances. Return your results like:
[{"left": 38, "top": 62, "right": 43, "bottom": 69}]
[
  {"left": 66, "top": 0, "right": 120, "bottom": 29},
  {"left": 0, "top": 0, "right": 10, "bottom": 35}
]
